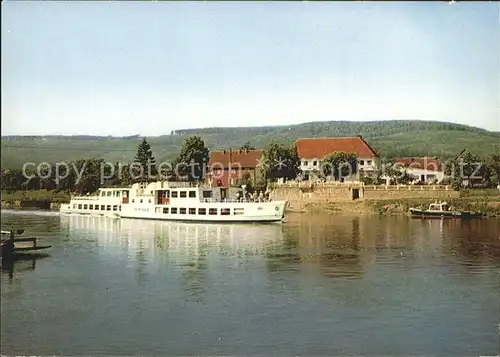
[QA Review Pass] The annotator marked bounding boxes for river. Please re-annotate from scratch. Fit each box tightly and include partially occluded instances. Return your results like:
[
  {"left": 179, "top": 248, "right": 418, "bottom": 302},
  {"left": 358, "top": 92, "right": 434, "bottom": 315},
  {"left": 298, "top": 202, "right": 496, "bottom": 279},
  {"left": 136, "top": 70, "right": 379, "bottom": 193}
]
[{"left": 1, "top": 210, "right": 499, "bottom": 356}]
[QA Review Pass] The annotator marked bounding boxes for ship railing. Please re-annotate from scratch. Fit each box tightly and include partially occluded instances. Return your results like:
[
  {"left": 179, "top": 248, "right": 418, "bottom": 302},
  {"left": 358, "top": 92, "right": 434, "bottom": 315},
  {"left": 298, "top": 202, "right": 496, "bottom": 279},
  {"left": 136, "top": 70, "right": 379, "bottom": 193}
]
[
  {"left": 202, "top": 198, "right": 273, "bottom": 203},
  {"left": 69, "top": 195, "right": 101, "bottom": 200}
]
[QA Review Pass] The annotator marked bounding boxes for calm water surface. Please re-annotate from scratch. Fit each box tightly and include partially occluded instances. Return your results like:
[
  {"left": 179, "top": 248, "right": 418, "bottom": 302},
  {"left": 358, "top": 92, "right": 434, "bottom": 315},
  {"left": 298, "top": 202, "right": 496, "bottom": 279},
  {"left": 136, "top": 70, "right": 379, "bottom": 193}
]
[{"left": 1, "top": 210, "right": 499, "bottom": 356}]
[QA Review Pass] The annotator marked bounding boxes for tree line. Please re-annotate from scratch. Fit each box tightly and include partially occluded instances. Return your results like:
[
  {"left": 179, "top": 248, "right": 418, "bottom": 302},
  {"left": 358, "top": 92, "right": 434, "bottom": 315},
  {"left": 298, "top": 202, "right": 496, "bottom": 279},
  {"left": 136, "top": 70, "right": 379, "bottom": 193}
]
[{"left": 2, "top": 135, "right": 499, "bottom": 195}]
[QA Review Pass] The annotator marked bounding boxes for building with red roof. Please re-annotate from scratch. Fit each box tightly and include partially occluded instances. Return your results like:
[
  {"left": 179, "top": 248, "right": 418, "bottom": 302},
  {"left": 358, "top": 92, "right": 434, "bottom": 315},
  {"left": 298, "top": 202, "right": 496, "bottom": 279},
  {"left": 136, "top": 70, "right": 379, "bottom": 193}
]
[
  {"left": 206, "top": 149, "right": 264, "bottom": 188},
  {"left": 391, "top": 157, "right": 445, "bottom": 183},
  {"left": 294, "top": 136, "right": 379, "bottom": 180}
]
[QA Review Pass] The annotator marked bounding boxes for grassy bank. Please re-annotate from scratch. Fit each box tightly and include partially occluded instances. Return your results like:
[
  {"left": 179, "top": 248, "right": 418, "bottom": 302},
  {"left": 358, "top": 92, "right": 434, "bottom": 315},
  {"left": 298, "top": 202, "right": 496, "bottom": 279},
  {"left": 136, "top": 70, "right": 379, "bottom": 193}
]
[
  {"left": 1, "top": 190, "right": 71, "bottom": 204},
  {"left": 306, "top": 196, "right": 500, "bottom": 217}
]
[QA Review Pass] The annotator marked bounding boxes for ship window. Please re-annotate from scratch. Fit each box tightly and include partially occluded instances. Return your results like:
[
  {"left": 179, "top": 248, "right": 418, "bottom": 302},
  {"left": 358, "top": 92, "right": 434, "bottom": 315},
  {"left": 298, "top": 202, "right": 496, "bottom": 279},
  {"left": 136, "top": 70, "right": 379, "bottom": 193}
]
[
  {"left": 189, "top": 208, "right": 196, "bottom": 214},
  {"left": 149, "top": 199, "right": 151, "bottom": 203},
  {"left": 101, "top": 205, "right": 105, "bottom": 210},
  {"left": 101, "top": 191, "right": 106, "bottom": 197},
  {"left": 107, "top": 191, "right": 112, "bottom": 196},
  {"left": 78, "top": 204, "right": 82, "bottom": 209},
  {"left": 84, "top": 204, "right": 88, "bottom": 209},
  {"left": 234, "top": 208, "right": 244, "bottom": 215},
  {"left": 140, "top": 199, "right": 143, "bottom": 203},
  {"left": 163, "top": 207, "right": 169, "bottom": 214},
  {"left": 202, "top": 191, "right": 212, "bottom": 198},
  {"left": 221, "top": 208, "right": 230, "bottom": 215},
  {"left": 179, "top": 208, "right": 186, "bottom": 214},
  {"left": 106, "top": 205, "right": 111, "bottom": 211},
  {"left": 198, "top": 208, "right": 206, "bottom": 215},
  {"left": 95, "top": 205, "right": 99, "bottom": 210},
  {"left": 73, "top": 204, "right": 77, "bottom": 209},
  {"left": 180, "top": 191, "right": 187, "bottom": 198},
  {"left": 119, "top": 205, "right": 121, "bottom": 211},
  {"left": 113, "top": 205, "right": 117, "bottom": 211},
  {"left": 189, "top": 191, "right": 196, "bottom": 198},
  {"left": 89, "top": 204, "right": 93, "bottom": 210},
  {"left": 171, "top": 207, "right": 177, "bottom": 214},
  {"left": 132, "top": 199, "right": 135, "bottom": 203},
  {"left": 209, "top": 208, "right": 217, "bottom": 215},
  {"left": 172, "top": 191, "right": 178, "bottom": 198},
  {"left": 156, "top": 207, "right": 161, "bottom": 214}
]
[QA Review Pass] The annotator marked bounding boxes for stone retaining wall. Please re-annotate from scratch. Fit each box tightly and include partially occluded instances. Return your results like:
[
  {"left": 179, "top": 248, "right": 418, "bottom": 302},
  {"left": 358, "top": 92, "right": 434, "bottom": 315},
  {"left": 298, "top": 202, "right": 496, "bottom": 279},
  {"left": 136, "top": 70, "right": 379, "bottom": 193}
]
[{"left": 271, "top": 184, "right": 460, "bottom": 210}]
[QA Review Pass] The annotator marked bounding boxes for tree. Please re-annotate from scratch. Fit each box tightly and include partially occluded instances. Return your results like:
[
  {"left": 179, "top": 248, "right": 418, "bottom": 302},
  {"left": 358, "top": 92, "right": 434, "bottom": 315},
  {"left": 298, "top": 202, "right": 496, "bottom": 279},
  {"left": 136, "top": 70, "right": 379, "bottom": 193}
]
[
  {"left": 445, "top": 149, "right": 488, "bottom": 189},
  {"left": 73, "top": 158, "right": 104, "bottom": 195},
  {"left": 486, "top": 146, "right": 500, "bottom": 185},
  {"left": 240, "top": 141, "right": 255, "bottom": 151},
  {"left": 321, "top": 152, "right": 357, "bottom": 181},
  {"left": 260, "top": 141, "right": 300, "bottom": 181},
  {"left": 176, "top": 136, "right": 210, "bottom": 182},
  {"left": 133, "top": 138, "right": 157, "bottom": 182}
]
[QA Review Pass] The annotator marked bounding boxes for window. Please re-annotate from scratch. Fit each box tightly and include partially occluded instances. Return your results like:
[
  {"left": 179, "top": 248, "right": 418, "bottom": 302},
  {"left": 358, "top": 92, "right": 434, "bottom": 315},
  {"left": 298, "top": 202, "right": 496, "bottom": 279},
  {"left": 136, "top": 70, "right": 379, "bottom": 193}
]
[
  {"left": 367, "top": 160, "right": 372, "bottom": 165},
  {"left": 359, "top": 160, "right": 365, "bottom": 165},
  {"left": 202, "top": 191, "right": 212, "bottom": 198},
  {"left": 101, "top": 191, "right": 106, "bottom": 197},
  {"left": 107, "top": 191, "right": 112, "bottom": 196},
  {"left": 171, "top": 207, "right": 177, "bottom": 214},
  {"left": 113, "top": 205, "right": 117, "bottom": 211},
  {"left": 95, "top": 205, "right": 99, "bottom": 210},
  {"left": 119, "top": 205, "right": 121, "bottom": 211},
  {"left": 313, "top": 161, "right": 317, "bottom": 166},
  {"left": 148, "top": 199, "right": 151, "bottom": 203},
  {"left": 84, "top": 204, "right": 88, "bottom": 209},
  {"left": 303, "top": 161, "right": 308, "bottom": 166},
  {"left": 106, "top": 205, "right": 111, "bottom": 211},
  {"left": 140, "top": 199, "right": 143, "bottom": 203},
  {"left": 101, "top": 205, "right": 105, "bottom": 210},
  {"left": 179, "top": 208, "right": 186, "bottom": 214},
  {"left": 163, "top": 207, "right": 169, "bottom": 214},
  {"left": 189, "top": 208, "right": 196, "bottom": 214},
  {"left": 188, "top": 191, "right": 196, "bottom": 198},
  {"left": 171, "top": 191, "right": 178, "bottom": 198},
  {"left": 89, "top": 204, "right": 93, "bottom": 210},
  {"left": 78, "top": 204, "right": 82, "bottom": 209},
  {"left": 198, "top": 208, "right": 206, "bottom": 215},
  {"left": 132, "top": 199, "right": 135, "bottom": 203},
  {"left": 180, "top": 191, "right": 187, "bottom": 198},
  {"left": 234, "top": 208, "right": 244, "bottom": 215},
  {"left": 221, "top": 208, "right": 230, "bottom": 215},
  {"left": 73, "top": 204, "right": 77, "bottom": 209},
  {"left": 209, "top": 208, "right": 217, "bottom": 215}
]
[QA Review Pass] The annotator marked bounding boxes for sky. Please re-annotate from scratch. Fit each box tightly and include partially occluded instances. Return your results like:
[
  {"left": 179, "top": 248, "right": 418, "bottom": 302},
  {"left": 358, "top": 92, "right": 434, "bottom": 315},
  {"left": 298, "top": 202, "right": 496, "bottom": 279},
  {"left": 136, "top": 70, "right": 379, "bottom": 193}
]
[{"left": 1, "top": 1, "right": 499, "bottom": 136}]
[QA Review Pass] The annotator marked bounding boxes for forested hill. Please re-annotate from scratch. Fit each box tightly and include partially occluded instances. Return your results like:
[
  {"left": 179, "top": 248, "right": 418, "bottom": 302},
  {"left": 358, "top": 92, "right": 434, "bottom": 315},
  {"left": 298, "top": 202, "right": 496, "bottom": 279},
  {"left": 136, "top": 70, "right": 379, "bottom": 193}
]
[{"left": 2, "top": 120, "right": 499, "bottom": 169}]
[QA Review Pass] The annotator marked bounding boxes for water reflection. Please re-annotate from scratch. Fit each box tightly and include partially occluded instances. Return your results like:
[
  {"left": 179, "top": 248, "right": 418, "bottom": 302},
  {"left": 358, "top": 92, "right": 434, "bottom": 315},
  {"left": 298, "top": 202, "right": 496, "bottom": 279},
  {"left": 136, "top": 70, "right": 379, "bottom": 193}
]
[
  {"left": 1, "top": 253, "right": 50, "bottom": 280},
  {"left": 60, "top": 215, "right": 286, "bottom": 302}
]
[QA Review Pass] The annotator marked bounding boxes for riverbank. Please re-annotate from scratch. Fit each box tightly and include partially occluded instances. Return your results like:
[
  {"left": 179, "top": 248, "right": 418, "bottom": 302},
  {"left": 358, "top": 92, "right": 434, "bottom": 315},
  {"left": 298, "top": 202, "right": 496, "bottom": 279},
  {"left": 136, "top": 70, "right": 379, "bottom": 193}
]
[
  {"left": 1, "top": 189, "right": 499, "bottom": 217},
  {"left": 1, "top": 190, "right": 70, "bottom": 210},
  {"left": 302, "top": 196, "right": 500, "bottom": 218}
]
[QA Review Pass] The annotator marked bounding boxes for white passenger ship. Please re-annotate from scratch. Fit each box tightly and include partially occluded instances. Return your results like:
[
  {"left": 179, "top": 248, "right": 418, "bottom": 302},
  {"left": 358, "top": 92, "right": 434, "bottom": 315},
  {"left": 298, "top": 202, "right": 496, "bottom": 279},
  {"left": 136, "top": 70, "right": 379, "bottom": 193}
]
[{"left": 60, "top": 181, "right": 287, "bottom": 223}]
